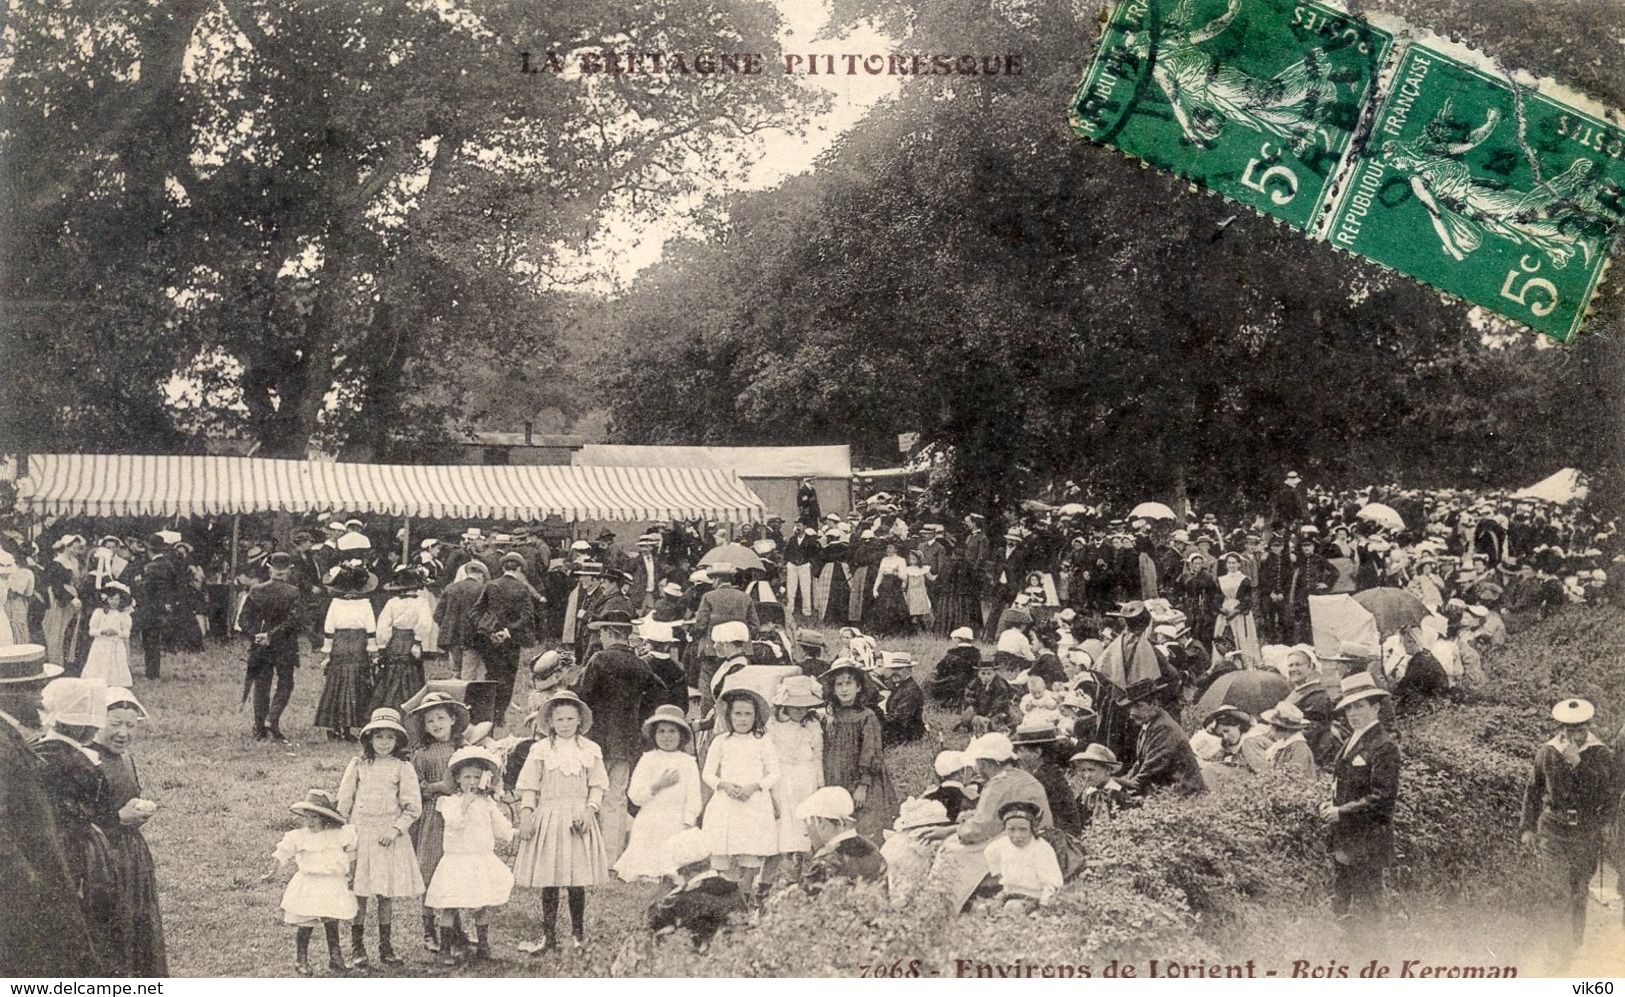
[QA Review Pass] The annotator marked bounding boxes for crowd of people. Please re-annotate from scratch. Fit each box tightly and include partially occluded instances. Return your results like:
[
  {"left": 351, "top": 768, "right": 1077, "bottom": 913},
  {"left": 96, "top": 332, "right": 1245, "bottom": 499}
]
[{"left": 3, "top": 471, "right": 1622, "bottom": 976}]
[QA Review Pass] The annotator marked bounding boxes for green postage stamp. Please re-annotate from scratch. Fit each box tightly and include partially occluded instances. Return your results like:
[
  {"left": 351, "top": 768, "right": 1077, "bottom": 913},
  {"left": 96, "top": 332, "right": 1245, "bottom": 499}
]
[
  {"left": 1070, "top": 0, "right": 1393, "bottom": 231},
  {"left": 1070, "top": 0, "right": 1625, "bottom": 341}
]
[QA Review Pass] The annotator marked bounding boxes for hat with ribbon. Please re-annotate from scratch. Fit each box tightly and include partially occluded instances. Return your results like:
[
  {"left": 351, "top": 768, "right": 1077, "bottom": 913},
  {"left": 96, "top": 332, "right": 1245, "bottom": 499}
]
[
  {"left": 359, "top": 707, "right": 408, "bottom": 738},
  {"left": 773, "top": 674, "right": 826, "bottom": 709},
  {"left": 640, "top": 704, "right": 694, "bottom": 747},
  {"left": 997, "top": 800, "right": 1043, "bottom": 826},
  {"left": 0, "top": 644, "right": 65, "bottom": 685},
  {"left": 1551, "top": 698, "right": 1595, "bottom": 725},
  {"left": 1260, "top": 701, "right": 1310, "bottom": 730},
  {"left": 289, "top": 789, "right": 345, "bottom": 824},
  {"left": 1011, "top": 720, "right": 1061, "bottom": 745},
  {"left": 588, "top": 608, "right": 636, "bottom": 631},
  {"left": 1115, "top": 677, "right": 1164, "bottom": 707},
  {"left": 1068, "top": 743, "right": 1120, "bottom": 768},
  {"left": 891, "top": 798, "right": 952, "bottom": 833},
  {"left": 1333, "top": 673, "right": 1390, "bottom": 712}
]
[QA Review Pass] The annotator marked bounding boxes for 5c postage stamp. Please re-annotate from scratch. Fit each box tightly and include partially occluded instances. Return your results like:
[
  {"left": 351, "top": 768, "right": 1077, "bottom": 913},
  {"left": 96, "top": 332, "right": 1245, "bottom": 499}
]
[
  {"left": 1323, "top": 41, "right": 1625, "bottom": 342},
  {"left": 1069, "top": 0, "right": 1393, "bottom": 232},
  {"left": 1070, "top": 0, "right": 1625, "bottom": 341}
]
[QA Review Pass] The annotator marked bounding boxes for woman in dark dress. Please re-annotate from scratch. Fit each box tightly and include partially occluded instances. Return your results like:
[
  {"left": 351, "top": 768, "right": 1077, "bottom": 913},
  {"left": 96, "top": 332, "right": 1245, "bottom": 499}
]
[
  {"left": 369, "top": 568, "right": 429, "bottom": 714},
  {"left": 818, "top": 537, "right": 853, "bottom": 625},
  {"left": 90, "top": 689, "right": 168, "bottom": 976},
  {"left": 313, "top": 562, "right": 378, "bottom": 740},
  {"left": 33, "top": 678, "right": 121, "bottom": 970},
  {"left": 867, "top": 542, "right": 911, "bottom": 637}
]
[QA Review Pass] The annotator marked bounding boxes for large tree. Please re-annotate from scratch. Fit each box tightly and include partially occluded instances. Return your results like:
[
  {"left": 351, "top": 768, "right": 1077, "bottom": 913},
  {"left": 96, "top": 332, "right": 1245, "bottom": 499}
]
[{"left": 1, "top": 0, "right": 807, "bottom": 458}]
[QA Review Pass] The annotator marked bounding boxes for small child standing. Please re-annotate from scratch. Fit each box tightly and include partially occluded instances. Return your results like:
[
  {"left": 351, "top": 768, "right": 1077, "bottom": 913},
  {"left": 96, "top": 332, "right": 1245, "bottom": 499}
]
[
  {"left": 82, "top": 582, "right": 133, "bottom": 688},
  {"left": 701, "top": 688, "right": 781, "bottom": 896},
  {"left": 408, "top": 691, "right": 469, "bottom": 951},
  {"left": 513, "top": 690, "right": 609, "bottom": 954},
  {"left": 767, "top": 676, "right": 825, "bottom": 880},
  {"left": 338, "top": 708, "right": 424, "bottom": 967},
  {"left": 613, "top": 705, "right": 701, "bottom": 883},
  {"left": 982, "top": 800, "right": 1062, "bottom": 910},
  {"left": 263, "top": 790, "right": 357, "bottom": 976},
  {"left": 424, "top": 746, "right": 513, "bottom": 965}
]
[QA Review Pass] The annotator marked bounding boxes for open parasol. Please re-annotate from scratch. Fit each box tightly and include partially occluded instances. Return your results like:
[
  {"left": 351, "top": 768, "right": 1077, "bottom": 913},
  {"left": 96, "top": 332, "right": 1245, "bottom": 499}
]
[
  {"left": 700, "top": 543, "right": 765, "bottom": 573},
  {"left": 1130, "top": 501, "right": 1177, "bottom": 521},
  {"left": 1356, "top": 503, "right": 1405, "bottom": 532},
  {"left": 1194, "top": 669, "right": 1292, "bottom": 718},
  {"left": 1058, "top": 502, "right": 1092, "bottom": 516},
  {"left": 1351, "top": 587, "right": 1429, "bottom": 636}
]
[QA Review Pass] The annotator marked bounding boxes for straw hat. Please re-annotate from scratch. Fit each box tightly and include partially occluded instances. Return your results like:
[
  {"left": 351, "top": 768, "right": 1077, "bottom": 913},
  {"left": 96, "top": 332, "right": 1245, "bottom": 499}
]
[
  {"left": 1333, "top": 674, "right": 1390, "bottom": 712},
  {"left": 409, "top": 690, "right": 470, "bottom": 727},
  {"left": 289, "top": 789, "right": 344, "bottom": 824},
  {"left": 1260, "top": 701, "right": 1310, "bottom": 730},
  {"left": 1551, "top": 698, "right": 1594, "bottom": 725},
  {"left": 892, "top": 798, "right": 951, "bottom": 833},
  {"left": 1068, "top": 743, "right": 1120, "bottom": 768},
  {"left": 0, "top": 645, "right": 63, "bottom": 685},
  {"left": 773, "top": 674, "right": 825, "bottom": 709},
  {"left": 446, "top": 745, "right": 502, "bottom": 780},
  {"left": 536, "top": 689, "right": 593, "bottom": 735},
  {"left": 640, "top": 704, "right": 694, "bottom": 747},
  {"left": 359, "top": 707, "right": 408, "bottom": 738}
]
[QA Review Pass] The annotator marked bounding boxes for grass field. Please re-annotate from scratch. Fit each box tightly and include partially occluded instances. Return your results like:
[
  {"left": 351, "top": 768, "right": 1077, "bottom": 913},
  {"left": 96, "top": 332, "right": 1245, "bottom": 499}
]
[
  {"left": 122, "top": 629, "right": 960, "bottom": 977},
  {"left": 102, "top": 613, "right": 1625, "bottom": 977}
]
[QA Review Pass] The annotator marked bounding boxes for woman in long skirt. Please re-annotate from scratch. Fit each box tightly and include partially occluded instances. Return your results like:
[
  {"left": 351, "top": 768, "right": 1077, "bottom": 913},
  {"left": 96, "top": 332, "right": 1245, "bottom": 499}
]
[
  {"left": 90, "top": 690, "right": 168, "bottom": 977},
  {"left": 314, "top": 562, "right": 378, "bottom": 740},
  {"left": 370, "top": 568, "right": 429, "bottom": 714},
  {"left": 1213, "top": 552, "right": 1261, "bottom": 666},
  {"left": 868, "top": 543, "right": 911, "bottom": 638}
]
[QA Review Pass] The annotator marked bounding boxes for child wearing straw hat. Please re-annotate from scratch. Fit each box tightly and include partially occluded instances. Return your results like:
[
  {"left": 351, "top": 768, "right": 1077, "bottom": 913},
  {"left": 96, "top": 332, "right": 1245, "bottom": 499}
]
[
  {"left": 425, "top": 746, "right": 513, "bottom": 965},
  {"left": 702, "top": 686, "right": 781, "bottom": 897},
  {"left": 613, "top": 705, "right": 702, "bottom": 883},
  {"left": 768, "top": 675, "right": 826, "bottom": 877},
  {"left": 337, "top": 707, "right": 424, "bottom": 966},
  {"left": 262, "top": 789, "right": 357, "bottom": 976}
]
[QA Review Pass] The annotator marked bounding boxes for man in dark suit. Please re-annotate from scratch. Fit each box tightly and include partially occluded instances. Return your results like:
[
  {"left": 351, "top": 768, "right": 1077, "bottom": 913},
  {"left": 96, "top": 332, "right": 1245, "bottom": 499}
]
[
  {"left": 577, "top": 609, "right": 665, "bottom": 863},
  {"left": 132, "top": 533, "right": 182, "bottom": 680},
  {"left": 963, "top": 514, "right": 992, "bottom": 630},
  {"left": 237, "top": 552, "right": 304, "bottom": 743},
  {"left": 1272, "top": 470, "right": 1308, "bottom": 528},
  {"left": 796, "top": 478, "right": 822, "bottom": 528},
  {"left": 471, "top": 552, "right": 537, "bottom": 727},
  {"left": 628, "top": 533, "right": 666, "bottom": 615},
  {"left": 1117, "top": 678, "right": 1206, "bottom": 796},
  {"left": 877, "top": 652, "right": 926, "bottom": 746},
  {"left": 1322, "top": 674, "right": 1400, "bottom": 935}
]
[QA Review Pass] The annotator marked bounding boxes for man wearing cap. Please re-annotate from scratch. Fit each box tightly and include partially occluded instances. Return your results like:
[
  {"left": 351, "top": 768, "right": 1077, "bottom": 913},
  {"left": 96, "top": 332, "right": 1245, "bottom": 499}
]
[
  {"left": 1321, "top": 674, "right": 1400, "bottom": 934},
  {"left": 1117, "top": 679, "right": 1206, "bottom": 797},
  {"left": 1520, "top": 698, "right": 1617, "bottom": 964},
  {"left": 470, "top": 552, "right": 537, "bottom": 726},
  {"left": 578, "top": 609, "right": 664, "bottom": 863},
  {"left": 238, "top": 552, "right": 305, "bottom": 743}
]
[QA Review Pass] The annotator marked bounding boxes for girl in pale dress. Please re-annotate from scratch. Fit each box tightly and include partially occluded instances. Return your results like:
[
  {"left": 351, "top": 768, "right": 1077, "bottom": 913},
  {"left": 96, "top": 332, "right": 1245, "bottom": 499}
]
[
  {"left": 513, "top": 690, "right": 609, "bottom": 954},
  {"left": 262, "top": 790, "right": 357, "bottom": 976},
  {"left": 424, "top": 746, "right": 513, "bottom": 965},
  {"left": 408, "top": 691, "right": 467, "bottom": 952},
  {"left": 614, "top": 705, "right": 701, "bottom": 882},
  {"left": 81, "top": 583, "right": 133, "bottom": 688},
  {"left": 767, "top": 675, "right": 825, "bottom": 882},
  {"left": 370, "top": 567, "right": 429, "bottom": 713},
  {"left": 1213, "top": 552, "right": 1261, "bottom": 666},
  {"left": 902, "top": 549, "right": 936, "bottom": 634},
  {"left": 337, "top": 708, "right": 424, "bottom": 968},
  {"left": 702, "top": 687, "right": 781, "bottom": 896}
]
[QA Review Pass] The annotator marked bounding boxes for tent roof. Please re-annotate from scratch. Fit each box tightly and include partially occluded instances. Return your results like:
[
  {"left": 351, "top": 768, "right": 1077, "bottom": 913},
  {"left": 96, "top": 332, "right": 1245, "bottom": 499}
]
[
  {"left": 574, "top": 444, "right": 851, "bottom": 479},
  {"left": 1511, "top": 468, "right": 1589, "bottom": 504},
  {"left": 18, "top": 454, "right": 764, "bottom": 522}
]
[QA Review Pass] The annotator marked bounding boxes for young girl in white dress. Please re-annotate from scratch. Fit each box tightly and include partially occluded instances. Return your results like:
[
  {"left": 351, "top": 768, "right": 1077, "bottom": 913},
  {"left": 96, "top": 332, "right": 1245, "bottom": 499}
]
[
  {"left": 82, "top": 582, "right": 133, "bottom": 687},
  {"left": 424, "top": 745, "right": 513, "bottom": 965},
  {"left": 262, "top": 790, "right": 357, "bottom": 976},
  {"left": 767, "top": 676, "right": 824, "bottom": 882},
  {"left": 513, "top": 690, "right": 609, "bottom": 954},
  {"left": 613, "top": 705, "right": 701, "bottom": 882},
  {"left": 337, "top": 708, "right": 424, "bottom": 967},
  {"left": 702, "top": 687, "right": 781, "bottom": 896}
]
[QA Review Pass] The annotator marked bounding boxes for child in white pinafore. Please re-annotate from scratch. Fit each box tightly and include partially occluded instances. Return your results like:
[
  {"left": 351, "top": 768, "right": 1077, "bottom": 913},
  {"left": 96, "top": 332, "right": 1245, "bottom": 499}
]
[
  {"left": 702, "top": 687, "right": 781, "bottom": 896},
  {"left": 82, "top": 582, "right": 133, "bottom": 688},
  {"left": 613, "top": 705, "right": 701, "bottom": 882},
  {"left": 262, "top": 789, "right": 357, "bottom": 976},
  {"left": 424, "top": 745, "right": 513, "bottom": 965},
  {"left": 513, "top": 690, "right": 609, "bottom": 954},
  {"left": 767, "top": 675, "right": 824, "bottom": 882},
  {"left": 338, "top": 707, "right": 423, "bottom": 967}
]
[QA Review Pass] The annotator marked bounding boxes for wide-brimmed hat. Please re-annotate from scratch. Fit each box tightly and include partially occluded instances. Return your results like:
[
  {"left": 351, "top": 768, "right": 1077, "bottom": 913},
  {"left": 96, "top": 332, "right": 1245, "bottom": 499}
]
[
  {"left": 384, "top": 566, "right": 424, "bottom": 591},
  {"left": 879, "top": 651, "right": 915, "bottom": 670},
  {"left": 409, "top": 690, "right": 470, "bottom": 726},
  {"left": 1115, "top": 677, "right": 1164, "bottom": 707},
  {"left": 527, "top": 649, "right": 576, "bottom": 692},
  {"left": 446, "top": 745, "right": 502, "bottom": 781},
  {"left": 949, "top": 627, "right": 976, "bottom": 642},
  {"left": 795, "top": 629, "right": 826, "bottom": 651},
  {"left": 795, "top": 786, "right": 855, "bottom": 822},
  {"left": 892, "top": 797, "right": 952, "bottom": 833},
  {"left": 359, "top": 707, "right": 408, "bottom": 738},
  {"left": 1334, "top": 674, "right": 1390, "bottom": 712},
  {"left": 536, "top": 689, "right": 593, "bottom": 735},
  {"left": 335, "top": 532, "right": 372, "bottom": 552},
  {"left": 290, "top": 789, "right": 344, "bottom": 824},
  {"left": 1261, "top": 701, "right": 1310, "bottom": 730},
  {"left": 659, "top": 580, "right": 684, "bottom": 597},
  {"left": 325, "top": 562, "right": 378, "bottom": 595},
  {"left": 588, "top": 608, "right": 636, "bottom": 631},
  {"left": 640, "top": 704, "right": 694, "bottom": 746},
  {"left": 1011, "top": 720, "right": 1061, "bottom": 746},
  {"left": 997, "top": 800, "right": 1043, "bottom": 825},
  {"left": 573, "top": 560, "right": 605, "bottom": 577},
  {"left": 1069, "top": 743, "right": 1120, "bottom": 769},
  {"left": 1320, "top": 640, "right": 1380, "bottom": 664},
  {"left": 1552, "top": 698, "right": 1595, "bottom": 725},
  {"left": 715, "top": 687, "right": 770, "bottom": 732},
  {"left": 0, "top": 644, "right": 65, "bottom": 685},
  {"left": 1107, "top": 600, "right": 1148, "bottom": 619},
  {"left": 639, "top": 618, "right": 677, "bottom": 644},
  {"left": 817, "top": 659, "right": 871, "bottom": 688},
  {"left": 773, "top": 674, "right": 825, "bottom": 709}
]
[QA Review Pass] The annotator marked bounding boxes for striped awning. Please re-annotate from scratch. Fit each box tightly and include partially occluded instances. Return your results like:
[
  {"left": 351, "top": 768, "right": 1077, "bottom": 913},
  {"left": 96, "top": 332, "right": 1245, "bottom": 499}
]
[{"left": 18, "top": 454, "right": 765, "bottom": 523}]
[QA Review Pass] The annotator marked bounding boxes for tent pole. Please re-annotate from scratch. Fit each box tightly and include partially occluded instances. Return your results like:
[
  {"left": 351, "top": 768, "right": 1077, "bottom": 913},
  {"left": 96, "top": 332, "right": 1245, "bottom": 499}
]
[
  {"left": 402, "top": 518, "right": 411, "bottom": 567},
  {"left": 230, "top": 515, "right": 240, "bottom": 578}
]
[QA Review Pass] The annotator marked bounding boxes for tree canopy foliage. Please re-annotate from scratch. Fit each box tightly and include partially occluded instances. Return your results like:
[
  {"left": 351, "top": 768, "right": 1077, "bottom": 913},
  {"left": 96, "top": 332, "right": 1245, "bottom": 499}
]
[
  {"left": 1, "top": 0, "right": 807, "bottom": 458},
  {"left": 597, "top": 0, "right": 1623, "bottom": 518}
]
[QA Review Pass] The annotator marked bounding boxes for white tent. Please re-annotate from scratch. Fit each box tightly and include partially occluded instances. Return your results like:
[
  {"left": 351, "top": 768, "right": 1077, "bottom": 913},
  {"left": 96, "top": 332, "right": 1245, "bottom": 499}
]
[
  {"left": 574, "top": 444, "right": 852, "bottom": 522},
  {"left": 1511, "top": 468, "right": 1589, "bottom": 505}
]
